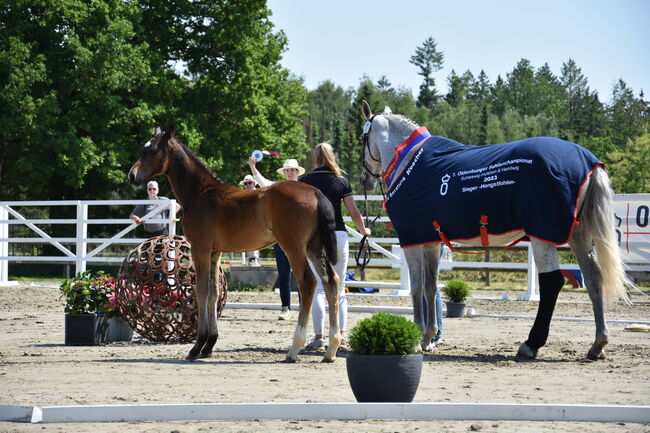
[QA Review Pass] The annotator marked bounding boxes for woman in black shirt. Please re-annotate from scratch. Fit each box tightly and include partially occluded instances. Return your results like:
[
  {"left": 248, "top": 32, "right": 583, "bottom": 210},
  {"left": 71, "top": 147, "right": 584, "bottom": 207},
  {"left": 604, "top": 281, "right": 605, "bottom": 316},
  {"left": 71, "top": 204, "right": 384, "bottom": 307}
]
[{"left": 300, "top": 143, "right": 370, "bottom": 349}]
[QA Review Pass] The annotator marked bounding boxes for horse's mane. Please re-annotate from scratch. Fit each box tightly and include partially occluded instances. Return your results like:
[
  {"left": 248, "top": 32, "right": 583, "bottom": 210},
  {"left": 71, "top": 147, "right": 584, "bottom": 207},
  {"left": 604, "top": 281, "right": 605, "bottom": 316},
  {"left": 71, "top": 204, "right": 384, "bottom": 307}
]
[
  {"left": 170, "top": 137, "right": 225, "bottom": 184},
  {"left": 386, "top": 113, "right": 419, "bottom": 130}
]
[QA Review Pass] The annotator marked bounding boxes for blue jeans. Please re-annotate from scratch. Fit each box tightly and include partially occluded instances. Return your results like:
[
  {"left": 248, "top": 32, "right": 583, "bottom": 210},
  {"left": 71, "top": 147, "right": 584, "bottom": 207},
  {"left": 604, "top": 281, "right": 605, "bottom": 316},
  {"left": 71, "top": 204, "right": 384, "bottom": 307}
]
[{"left": 273, "top": 244, "right": 291, "bottom": 309}]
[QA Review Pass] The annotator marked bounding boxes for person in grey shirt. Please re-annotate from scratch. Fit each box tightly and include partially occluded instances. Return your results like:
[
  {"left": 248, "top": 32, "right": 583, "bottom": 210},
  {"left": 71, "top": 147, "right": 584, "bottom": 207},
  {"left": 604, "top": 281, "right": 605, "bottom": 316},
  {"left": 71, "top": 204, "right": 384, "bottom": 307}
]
[{"left": 130, "top": 180, "right": 181, "bottom": 238}]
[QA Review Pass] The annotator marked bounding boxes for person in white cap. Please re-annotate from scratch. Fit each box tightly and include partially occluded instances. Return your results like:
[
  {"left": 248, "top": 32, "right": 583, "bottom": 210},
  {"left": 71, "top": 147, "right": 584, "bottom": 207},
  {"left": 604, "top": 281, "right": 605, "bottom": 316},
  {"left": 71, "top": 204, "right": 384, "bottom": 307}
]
[
  {"left": 239, "top": 175, "right": 260, "bottom": 266},
  {"left": 247, "top": 156, "right": 306, "bottom": 320},
  {"left": 239, "top": 175, "right": 258, "bottom": 190}
]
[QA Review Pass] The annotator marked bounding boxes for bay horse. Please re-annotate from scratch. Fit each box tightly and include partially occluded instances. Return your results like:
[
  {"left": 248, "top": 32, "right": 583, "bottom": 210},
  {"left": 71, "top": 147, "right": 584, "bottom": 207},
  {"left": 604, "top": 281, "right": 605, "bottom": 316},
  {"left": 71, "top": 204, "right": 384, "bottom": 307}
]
[
  {"left": 359, "top": 101, "right": 632, "bottom": 360},
  {"left": 128, "top": 125, "right": 341, "bottom": 362}
]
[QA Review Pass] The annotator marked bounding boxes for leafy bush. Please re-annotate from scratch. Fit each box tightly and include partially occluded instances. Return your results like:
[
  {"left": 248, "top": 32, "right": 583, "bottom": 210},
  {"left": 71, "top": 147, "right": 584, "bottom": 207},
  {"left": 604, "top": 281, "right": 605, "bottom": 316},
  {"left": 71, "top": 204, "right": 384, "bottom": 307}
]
[
  {"left": 59, "top": 271, "right": 115, "bottom": 314},
  {"left": 444, "top": 280, "right": 471, "bottom": 303},
  {"left": 348, "top": 312, "right": 422, "bottom": 355}
]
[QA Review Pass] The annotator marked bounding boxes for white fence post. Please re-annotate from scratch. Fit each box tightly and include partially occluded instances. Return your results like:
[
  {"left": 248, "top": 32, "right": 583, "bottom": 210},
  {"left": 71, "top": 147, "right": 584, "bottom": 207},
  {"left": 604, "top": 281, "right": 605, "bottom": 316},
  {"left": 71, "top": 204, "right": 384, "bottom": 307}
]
[
  {"left": 518, "top": 243, "right": 540, "bottom": 301},
  {"left": 169, "top": 199, "right": 177, "bottom": 235},
  {"left": 389, "top": 245, "right": 410, "bottom": 296},
  {"left": 75, "top": 201, "right": 88, "bottom": 275},
  {"left": 0, "top": 206, "right": 11, "bottom": 285}
]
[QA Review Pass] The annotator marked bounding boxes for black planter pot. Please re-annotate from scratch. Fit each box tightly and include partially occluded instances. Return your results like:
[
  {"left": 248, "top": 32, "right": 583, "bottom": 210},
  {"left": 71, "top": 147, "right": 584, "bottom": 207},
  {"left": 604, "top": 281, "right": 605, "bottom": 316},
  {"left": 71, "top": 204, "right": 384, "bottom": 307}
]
[
  {"left": 108, "top": 316, "right": 134, "bottom": 342},
  {"left": 445, "top": 301, "right": 466, "bottom": 318},
  {"left": 65, "top": 313, "right": 109, "bottom": 346},
  {"left": 346, "top": 354, "right": 423, "bottom": 402}
]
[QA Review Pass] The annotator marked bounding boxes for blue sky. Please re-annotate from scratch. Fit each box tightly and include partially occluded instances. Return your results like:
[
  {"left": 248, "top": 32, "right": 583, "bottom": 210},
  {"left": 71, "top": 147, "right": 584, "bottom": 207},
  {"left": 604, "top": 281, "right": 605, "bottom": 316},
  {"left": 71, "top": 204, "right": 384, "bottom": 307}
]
[{"left": 266, "top": 0, "right": 649, "bottom": 103}]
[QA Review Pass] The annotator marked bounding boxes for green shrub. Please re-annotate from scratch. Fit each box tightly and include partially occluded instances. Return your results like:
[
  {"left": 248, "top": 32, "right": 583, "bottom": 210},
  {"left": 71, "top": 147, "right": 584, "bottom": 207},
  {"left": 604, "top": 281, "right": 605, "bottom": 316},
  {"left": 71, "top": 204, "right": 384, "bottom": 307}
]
[
  {"left": 348, "top": 312, "right": 422, "bottom": 355},
  {"left": 444, "top": 280, "right": 471, "bottom": 303}
]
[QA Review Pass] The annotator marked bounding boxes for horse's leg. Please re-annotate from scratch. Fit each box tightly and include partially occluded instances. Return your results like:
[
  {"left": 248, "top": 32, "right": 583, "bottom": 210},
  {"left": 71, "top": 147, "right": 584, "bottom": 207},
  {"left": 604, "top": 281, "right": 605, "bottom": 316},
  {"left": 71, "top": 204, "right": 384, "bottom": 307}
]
[
  {"left": 284, "top": 254, "right": 317, "bottom": 363},
  {"left": 421, "top": 243, "right": 441, "bottom": 351},
  {"left": 187, "top": 249, "right": 211, "bottom": 361},
  {"left": 517, "top": 239, "right": 563, "bottom": 359},
  {"left": 199, "top": 251, "right": 222, "bottom": 358},
  {"left": 403, "top": 246, "right": 428, "bottom": 349},
  {"left": 570, "top": 226, "right": 609, "bottom": 360},
  {"left": 307, "top": 249, "right": 341, "bottom": 362}
]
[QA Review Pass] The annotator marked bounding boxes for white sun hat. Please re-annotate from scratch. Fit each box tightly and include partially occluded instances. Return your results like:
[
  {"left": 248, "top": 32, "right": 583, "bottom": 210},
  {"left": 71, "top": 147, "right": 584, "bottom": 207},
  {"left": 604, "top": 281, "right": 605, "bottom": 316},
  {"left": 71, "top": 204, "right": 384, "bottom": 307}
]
[
  {"left": 239, "top": 174, "right": 258, "bottom": 186},
  {"left": 276, "top": 159, "right": 305, "bottom": 176}
]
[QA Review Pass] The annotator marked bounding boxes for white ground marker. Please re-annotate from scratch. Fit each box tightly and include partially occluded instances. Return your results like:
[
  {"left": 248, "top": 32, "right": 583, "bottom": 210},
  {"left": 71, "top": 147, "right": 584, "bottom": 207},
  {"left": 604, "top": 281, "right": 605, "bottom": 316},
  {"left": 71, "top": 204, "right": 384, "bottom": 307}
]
[{"left": 1, "top": 403, "right": 648, "bottom": 424}]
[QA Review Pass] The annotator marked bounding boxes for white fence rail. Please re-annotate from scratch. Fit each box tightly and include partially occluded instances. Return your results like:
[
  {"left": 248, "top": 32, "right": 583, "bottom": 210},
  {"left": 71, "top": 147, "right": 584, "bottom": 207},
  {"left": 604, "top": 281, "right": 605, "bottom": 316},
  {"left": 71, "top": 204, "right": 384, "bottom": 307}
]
[
  {"left": 0, "top": 200, "right": 177, "bottom": 284},
  {"left": 1, "top": 194, "right": 649, "bottom": 299}
]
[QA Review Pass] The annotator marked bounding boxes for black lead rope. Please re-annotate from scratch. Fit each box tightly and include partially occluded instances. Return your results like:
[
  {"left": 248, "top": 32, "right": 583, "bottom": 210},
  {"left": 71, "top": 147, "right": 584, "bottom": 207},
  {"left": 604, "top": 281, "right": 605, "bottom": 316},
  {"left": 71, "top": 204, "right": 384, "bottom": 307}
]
[{"left": 354, "top": 181, "right": 385, "bottom": 273}]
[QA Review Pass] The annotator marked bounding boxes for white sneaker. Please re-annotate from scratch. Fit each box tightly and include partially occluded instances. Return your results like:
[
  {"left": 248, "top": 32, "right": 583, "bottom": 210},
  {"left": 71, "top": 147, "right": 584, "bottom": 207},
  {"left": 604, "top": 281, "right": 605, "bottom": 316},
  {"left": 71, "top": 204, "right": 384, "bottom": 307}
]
[
  {"left": 278, "top": 309, "right": 291, "bottom": 321},
  {"left": 432, "top": 337, "right": 444, "bottom": 346},
  {"left": 305, "top": 338, "right": 325, "bottom": 351}
]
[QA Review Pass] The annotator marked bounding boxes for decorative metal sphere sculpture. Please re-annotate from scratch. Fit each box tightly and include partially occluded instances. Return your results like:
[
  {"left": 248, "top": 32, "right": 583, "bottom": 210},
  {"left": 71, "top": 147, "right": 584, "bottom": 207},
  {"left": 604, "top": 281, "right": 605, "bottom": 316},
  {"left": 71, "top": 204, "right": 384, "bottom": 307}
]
[{"left": 115, "top": 235, "right": 227, "bottom": 343}]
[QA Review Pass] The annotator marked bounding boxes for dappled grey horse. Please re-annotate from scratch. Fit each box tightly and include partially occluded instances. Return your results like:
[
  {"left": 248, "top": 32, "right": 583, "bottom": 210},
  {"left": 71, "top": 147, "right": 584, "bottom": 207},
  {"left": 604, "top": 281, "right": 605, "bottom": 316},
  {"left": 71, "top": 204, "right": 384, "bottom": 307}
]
[{"left": 359, "top": 101, "right": 632, "bottom": 360}]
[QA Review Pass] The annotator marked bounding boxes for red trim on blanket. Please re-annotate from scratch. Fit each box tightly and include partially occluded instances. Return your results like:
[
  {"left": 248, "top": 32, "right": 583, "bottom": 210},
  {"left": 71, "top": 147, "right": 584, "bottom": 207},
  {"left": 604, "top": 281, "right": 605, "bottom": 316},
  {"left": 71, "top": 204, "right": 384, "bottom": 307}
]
[{"left": 480, "top": 215, "right": 489, "bottom": 246}]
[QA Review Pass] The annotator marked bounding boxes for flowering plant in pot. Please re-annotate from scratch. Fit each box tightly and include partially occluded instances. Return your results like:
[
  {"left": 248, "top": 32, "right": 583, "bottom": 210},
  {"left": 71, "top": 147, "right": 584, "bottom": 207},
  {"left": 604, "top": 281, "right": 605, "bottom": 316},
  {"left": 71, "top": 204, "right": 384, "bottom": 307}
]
[
  {"left": 443, "top": 279, "right": 471, "bottom": 317},
  {"left": 103, "top": 276, "right": 134, "bottom": 342},
  {"left": 346, "top": 312, "right": 423, "bottom": 402},
  {"left": 59, "top": 271, "right": 113, "bottom": 345}
]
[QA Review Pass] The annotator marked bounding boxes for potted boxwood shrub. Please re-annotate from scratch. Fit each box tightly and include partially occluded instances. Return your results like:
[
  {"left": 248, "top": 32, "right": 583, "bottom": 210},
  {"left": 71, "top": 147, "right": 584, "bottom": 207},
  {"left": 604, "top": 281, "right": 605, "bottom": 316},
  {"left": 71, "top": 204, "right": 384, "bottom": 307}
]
[
  {"left": 346, "top": 312, "right": 423, "bottom": 402},
  {"left": 443, "top": 280, "right": 471, "bottom": 318},
  {"left": 59, "top": 271, "right": 112, "bottom": 345}
]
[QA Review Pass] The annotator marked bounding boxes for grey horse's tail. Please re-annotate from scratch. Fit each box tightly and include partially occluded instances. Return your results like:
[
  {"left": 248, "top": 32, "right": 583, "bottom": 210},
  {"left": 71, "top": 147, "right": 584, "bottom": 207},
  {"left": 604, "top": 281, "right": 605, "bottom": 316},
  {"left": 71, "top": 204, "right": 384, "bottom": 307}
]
[{"left": 580, "top": 166, "right": 633, "bottom": 303}]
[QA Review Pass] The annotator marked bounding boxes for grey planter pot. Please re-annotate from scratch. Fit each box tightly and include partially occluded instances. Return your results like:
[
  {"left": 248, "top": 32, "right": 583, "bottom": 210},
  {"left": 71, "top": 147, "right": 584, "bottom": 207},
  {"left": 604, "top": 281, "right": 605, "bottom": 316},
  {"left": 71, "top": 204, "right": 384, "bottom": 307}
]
[
  {"left": 108, "top": 316, "right": 134, "bottom": 342},
  {"left": 346, "top": 353, "right": 423, "bottom": 402},
  {"left": 445, "top": 301, "right": 466, "bottom": 318},
  {"left": 65, "top": 313, "right": 109, "bottom": 346}
]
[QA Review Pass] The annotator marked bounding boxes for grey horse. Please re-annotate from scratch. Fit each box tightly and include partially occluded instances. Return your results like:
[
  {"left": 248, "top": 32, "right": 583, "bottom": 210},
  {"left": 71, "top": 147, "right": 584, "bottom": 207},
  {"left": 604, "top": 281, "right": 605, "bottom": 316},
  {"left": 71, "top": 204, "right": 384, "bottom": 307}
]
[{"left": 359, "top": 101, "right": 632, "bottom": 360}]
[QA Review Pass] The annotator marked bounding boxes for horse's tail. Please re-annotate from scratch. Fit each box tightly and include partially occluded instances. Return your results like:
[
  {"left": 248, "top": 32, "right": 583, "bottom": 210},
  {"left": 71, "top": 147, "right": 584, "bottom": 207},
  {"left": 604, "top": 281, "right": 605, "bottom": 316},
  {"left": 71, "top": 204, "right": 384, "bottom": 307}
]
[
  {"left": 315, "top": 191, "right": 338, "bottom": 267},
  {"left": 580, "top": 166, "right": 633, "bottom": 303}
]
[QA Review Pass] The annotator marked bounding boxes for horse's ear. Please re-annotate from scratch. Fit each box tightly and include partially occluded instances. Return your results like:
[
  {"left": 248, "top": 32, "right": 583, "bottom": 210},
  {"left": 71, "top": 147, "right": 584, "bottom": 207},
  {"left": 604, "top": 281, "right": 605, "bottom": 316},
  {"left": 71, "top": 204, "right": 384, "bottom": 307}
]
[
  {"left": 165, "top": 124, "right": 176, "bottom": 138},
  {"left": 154, "top": 124, "right": 162, "bottom": 135},
  {"left": 383, "top": 106, "right": 392, "bottom": 115},
  {"left": 361, "top": 100, "right": 372, "bottom": 120}
]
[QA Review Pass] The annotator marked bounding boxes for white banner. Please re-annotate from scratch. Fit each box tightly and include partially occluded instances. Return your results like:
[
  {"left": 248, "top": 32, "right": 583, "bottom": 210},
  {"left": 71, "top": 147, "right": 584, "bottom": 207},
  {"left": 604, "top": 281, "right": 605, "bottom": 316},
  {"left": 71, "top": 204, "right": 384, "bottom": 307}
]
[{"left": 613, "top": 194, "right": 650, "bottom": 265}]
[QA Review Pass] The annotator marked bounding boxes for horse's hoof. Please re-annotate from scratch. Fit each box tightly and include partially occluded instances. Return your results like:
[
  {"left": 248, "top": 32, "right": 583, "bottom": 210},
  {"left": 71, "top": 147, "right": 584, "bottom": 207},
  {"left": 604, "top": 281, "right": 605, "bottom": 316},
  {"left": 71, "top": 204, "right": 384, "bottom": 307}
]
[
  {"left": 284, "top": 356, "right": 298, "bottom": 363},
  {"left": 198, "top": 351, "right": 213, "bottom": 359},
  {"left": 186, "top": 352, "right": 199, "bottom": 361},
  {"left": 321, "top": 355, "right": 336, "bottom": 363},
  {"left": 587, "top": 348, "right": 606, "bottom": 361},
  {"left": 421, "top": 342, "right": 435, "bottom": 352},
  {"left": 516, "top": 342, "right": 538, "bottom": 359}
]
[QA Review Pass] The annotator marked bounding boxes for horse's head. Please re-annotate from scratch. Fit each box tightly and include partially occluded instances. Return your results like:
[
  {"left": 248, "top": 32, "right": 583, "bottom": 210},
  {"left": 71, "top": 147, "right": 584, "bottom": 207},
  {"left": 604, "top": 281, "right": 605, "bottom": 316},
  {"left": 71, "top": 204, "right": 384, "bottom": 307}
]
[
  {"left": 359, "top": 100, "right": 392, "bottom": 190},
  {"left": 128, "top": 125, "right": 176, "bottom": 187}
]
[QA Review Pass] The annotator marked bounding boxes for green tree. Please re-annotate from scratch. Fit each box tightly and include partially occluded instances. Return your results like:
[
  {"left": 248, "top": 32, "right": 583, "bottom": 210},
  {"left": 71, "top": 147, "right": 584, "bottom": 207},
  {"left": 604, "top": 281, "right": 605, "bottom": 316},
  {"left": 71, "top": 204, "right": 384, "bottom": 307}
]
[
  {"left": 606, "top": 79, "right": 647, "bottom": 148},
  {"left": 558, "top": 58, "right": 600, "bottom": 139},
  {"left": 409, "top": 36, "right": 444, "bottom": 109},
  {"left": 505, "top": 59, "right": 536, "bottom": 116},
  {"left": 0, "top": 0, "right": 157, "bottom": 200},
  {"left": 534, "top": 63, "right": 564, "bottom": 119},
  {"left": 445, "top": 70, "right": 473, "bottom": 107},
  {"left": 0, "top": 0, "right": 307, "bottom": 200},
  {"left": 608, "top": 132, "right": 650, "bottom": 193},
  {"left": 468, "top": 70, "right": 492, "bottom": 106}
]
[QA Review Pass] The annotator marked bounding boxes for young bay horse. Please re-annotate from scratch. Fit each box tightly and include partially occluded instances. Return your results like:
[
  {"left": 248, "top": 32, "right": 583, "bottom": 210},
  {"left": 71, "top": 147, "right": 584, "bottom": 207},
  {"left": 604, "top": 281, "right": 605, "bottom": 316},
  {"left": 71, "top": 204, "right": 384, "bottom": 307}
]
[
  {"left": 128, "top": 126, "right": 341, "bottom": 362},
  {"left": 359, "top": 101, "right": 632, "bottom": 361}
]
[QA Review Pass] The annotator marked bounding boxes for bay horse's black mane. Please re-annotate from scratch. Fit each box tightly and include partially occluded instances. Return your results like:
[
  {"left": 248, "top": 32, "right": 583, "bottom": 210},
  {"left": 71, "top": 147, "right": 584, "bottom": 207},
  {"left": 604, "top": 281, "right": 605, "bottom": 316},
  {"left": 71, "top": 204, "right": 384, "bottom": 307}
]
[{"left": 167, "top": 135, "right": 226, "bottom": 185}]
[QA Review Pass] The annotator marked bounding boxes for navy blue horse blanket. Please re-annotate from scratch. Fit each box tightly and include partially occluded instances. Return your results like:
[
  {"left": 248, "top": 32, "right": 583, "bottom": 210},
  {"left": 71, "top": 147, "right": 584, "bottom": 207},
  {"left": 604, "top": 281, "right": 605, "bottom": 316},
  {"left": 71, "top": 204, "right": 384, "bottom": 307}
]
[{"left": 382, "top": 128, "right": 602, "bottom": 248}]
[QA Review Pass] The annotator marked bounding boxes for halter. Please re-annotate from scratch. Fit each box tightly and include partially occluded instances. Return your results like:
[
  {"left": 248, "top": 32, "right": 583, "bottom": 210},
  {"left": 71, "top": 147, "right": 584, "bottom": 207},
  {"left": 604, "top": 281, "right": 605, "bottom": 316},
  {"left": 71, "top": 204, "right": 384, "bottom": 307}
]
[
  {"left": 360, "top": 115, "right": 381, "bottom": 179},
  {"left": 356, "top": 114, "right": 386, "bottom": 271}
]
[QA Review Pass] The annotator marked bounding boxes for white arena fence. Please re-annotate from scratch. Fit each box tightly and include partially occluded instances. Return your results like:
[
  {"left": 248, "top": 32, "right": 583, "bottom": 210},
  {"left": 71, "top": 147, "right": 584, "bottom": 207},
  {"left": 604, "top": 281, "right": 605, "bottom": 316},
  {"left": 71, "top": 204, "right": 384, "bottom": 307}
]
[{"left": 1, "top": 194, "right": 649, "bottom": 299}]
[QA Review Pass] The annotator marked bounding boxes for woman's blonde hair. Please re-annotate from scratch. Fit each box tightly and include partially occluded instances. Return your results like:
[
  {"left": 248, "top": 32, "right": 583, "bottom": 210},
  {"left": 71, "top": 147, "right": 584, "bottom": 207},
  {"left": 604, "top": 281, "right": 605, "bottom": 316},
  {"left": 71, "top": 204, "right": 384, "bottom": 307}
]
[{"left": 312, "top": 142, "right": 345, "bottom": 177}]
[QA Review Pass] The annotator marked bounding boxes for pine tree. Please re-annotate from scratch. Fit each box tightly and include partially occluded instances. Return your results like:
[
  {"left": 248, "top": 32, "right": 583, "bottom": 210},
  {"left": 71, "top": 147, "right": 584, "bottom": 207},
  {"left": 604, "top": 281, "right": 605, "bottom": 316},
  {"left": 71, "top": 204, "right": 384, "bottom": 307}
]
[{"left": 409, "top": 37, "right": 444, "bottom": 109}]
